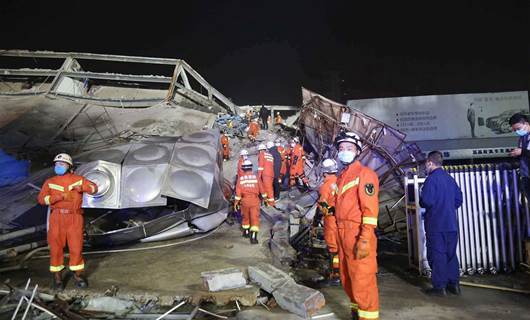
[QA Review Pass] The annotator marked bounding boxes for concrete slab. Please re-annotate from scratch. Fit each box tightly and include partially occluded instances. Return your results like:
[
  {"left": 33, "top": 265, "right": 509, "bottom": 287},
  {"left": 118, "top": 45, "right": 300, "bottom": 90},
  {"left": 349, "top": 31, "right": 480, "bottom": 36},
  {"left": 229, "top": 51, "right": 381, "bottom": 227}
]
[
  {"left": 272, "top": 280, "right": 326, "bottom": 318},
  {"left": 201, "top": 267, "right": 247, "bottom": 292},
  {"left": 190, "top": 284, "right": 259, "bottom": 307},
  {"left": 248, "top": 263, "right": 292, "bottom": 294}
]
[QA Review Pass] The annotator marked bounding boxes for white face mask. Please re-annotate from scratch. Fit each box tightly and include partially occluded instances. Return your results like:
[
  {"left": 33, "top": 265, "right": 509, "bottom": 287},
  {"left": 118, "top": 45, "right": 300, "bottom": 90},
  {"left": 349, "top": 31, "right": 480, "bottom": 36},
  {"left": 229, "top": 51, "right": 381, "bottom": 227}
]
[{"left": 337, "top": 150, "right": 355, "bottom": 164}]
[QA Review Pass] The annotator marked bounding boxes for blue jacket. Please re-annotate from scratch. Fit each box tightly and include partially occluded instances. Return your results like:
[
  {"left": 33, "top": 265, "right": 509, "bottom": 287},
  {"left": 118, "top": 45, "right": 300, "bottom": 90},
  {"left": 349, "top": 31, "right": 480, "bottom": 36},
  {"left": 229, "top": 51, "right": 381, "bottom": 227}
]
[{"left": 419, "top": 168, "right": 463, "bottom": 234}]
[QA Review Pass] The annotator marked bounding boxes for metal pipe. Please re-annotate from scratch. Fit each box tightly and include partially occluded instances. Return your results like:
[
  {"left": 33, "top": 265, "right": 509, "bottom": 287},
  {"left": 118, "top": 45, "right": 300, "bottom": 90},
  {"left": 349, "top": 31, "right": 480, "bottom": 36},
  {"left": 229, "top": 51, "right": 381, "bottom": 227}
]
[
  {"left": 463, "top": 166, "right": 477, "bottom": 274},
  {"left": 155, "top": 300, "right": 186, "bottom": 320},
  {"left": 450, "top": 167, "right": 465, "bottom": 274},
  {"left": 488, "top": 166, "right": 500, "bottom": 273},
  {"left": 458, "top": 167, "right": 472, "bottom": 274},
  {"left": 502, "top": 167, "right": 515, "bottom": 271},
  {"left": 11, "top": 279, "right": 30, "bottom": 320},
  {"left": 0, "top": 225, "right": 46, "bottom": 242},
  {"left": 482, "top": 165, "right": 495, "bottom": 273},
  {"left": 495, "top": 166, "right": 508, "bottom": 272},
  {"left": 0, "top": 241, "right": 47, "bottom": 258},
  {"left": 474, "top": 165, "right": 487, "bottom": 274},
  {"left": 21, "top": 284, "right": 38, "bottom": 320},
  {"left": 511, "top": 169, "right": 523, "bottom": 264},
  {"left": 469, "top": 166, "right": 482, "bottom": 274}
]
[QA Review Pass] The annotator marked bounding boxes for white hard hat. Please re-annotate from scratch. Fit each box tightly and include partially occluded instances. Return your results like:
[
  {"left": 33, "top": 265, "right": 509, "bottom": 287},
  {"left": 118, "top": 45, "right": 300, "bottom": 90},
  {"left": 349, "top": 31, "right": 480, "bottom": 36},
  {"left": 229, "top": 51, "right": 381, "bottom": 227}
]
[
  {"left": 321, "top": 158, "right": 338, "bottom": 173},
  {"left": 266, "top": 141, "right": 275, "bottom": 149},
  {"left": 293, "top": 137, "right": 300, "bottom": 143},
  {"left": 335, "top": 131, "right": 362, "bottom": 151},
  {"left": 242, "top": 159, "right": 253, "bottom": 170},
  {"left": 258, "top": 144, "right": 267, "bottom": 150},
  {"left": 275, "top": 141, "right": 281, "bottom": 147},
  {"left": 53, "top": 153, "right": 73, "bottom": 166},
  {"left": 240, "top": 149, "right": 249, "bottom": 156}
]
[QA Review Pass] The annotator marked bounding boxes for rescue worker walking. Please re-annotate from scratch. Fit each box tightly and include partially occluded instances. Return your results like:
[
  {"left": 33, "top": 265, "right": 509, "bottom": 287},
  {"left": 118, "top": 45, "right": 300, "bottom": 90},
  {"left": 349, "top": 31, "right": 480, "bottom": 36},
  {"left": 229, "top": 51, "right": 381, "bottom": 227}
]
[
  {"left": 234, "top": 160, "right": 263, "bottom": 244},
  {"left": 289, "top": 137, "right": 309, "bottom": 189},
  {"left": 276, "top": 139, "right": 288, "bottom": 184},
  {"left": 318, "top": 159, "right": 340, "bottom": 283},
  {"left": 275, "top": 112, "right": 283, "bottom": 126},
  {"left": 420, "top": 151, "right": 463, "bottom": 297},
  {"left": 248, "top": 119, "right": 260, "bottom": 142},
  {"left": 334, "top": 132, "right": 380, "bottom": 320},
  {"left": 237, "top": 149, "right": 249, "bottom": 181},
  {"left": 220, "top": 131, "right": 230, "bottom": 161},
  {"left": 267, "top": 141, "right": 282, "bottom": 200},
  {"left": 259, "top": 104, "right": 270, "bottom": 130},
  {"left": 37, "top": 153, "right": 98, "bottom": 290},
  {"left": 257, "top": 143, "right": 275, "bottom": 207}
]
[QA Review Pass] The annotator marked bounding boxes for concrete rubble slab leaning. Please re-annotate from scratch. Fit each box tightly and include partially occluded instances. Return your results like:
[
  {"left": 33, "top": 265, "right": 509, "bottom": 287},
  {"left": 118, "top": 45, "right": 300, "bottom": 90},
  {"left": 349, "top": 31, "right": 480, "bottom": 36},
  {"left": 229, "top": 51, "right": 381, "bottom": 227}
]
[
  {"left": 201, "top": 267, "right": 247, "bottom": 292},
  {"left": 272, "top": 280, "right": 326, "bottom": 319},
  {"left": 248, "top": 263, "right": 292, "bottom": 294}
]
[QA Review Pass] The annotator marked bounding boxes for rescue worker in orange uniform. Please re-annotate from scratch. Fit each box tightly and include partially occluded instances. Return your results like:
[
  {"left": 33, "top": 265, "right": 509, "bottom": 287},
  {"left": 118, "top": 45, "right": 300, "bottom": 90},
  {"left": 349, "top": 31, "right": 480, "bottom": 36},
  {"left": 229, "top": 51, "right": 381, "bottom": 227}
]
[
  {"left": 318, "top": 158, "right": 340, "bottom": 283},
  {"left": 275, "top": 112, "right": 283, "bottom": 126},
  {"left": 248, "top": 119, "right": 260, "bottom": 142},
  {"left": 37, "top": 153, "right": 98, "bottom": 290},
  {"left": 237, "top": 149, "right": 249, "bottom": 180},
  {"left": 257, "top": 143, "right": 275, "bottom": 207},
  {"left": 289, "top": 137, "right": 310, "bottom": 189},
  {"left": 234, "top": 160, "right": 263, "bottom": 244},
  {"left": 334, "top": 132, "right": 380, "bottom": 320},
  {"left": 220, "top": 132, "right": 230, "bottom": 161}
]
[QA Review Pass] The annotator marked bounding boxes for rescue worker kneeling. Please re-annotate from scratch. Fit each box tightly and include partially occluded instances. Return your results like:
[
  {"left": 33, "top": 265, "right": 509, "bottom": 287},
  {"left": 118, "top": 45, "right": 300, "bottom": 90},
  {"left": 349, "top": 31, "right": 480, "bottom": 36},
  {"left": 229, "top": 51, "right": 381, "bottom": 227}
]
[
  {"left": 334, "top": 132, "right": 380, "bottom": 320},
  {"left": 234, "top": 160, "right": 264, "bottom": 244},
  {"left": 37, "top": 153, "right": 98, "bottom": 290},
  {"left": 318, "top": 158, "right": 340, "bottom": 283}
]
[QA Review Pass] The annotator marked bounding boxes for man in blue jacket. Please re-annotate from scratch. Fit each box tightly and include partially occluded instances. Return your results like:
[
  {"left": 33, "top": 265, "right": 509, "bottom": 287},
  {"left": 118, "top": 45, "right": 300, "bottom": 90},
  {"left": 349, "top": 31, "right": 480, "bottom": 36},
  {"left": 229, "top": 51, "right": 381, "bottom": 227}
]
[{"left": 420, "top": 151, "right": 463, "bottom": 297}]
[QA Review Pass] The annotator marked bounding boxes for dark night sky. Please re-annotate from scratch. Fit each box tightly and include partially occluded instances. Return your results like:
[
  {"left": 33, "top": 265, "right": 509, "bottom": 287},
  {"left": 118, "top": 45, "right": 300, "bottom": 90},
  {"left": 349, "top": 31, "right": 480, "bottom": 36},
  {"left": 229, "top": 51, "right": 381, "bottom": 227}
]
[{"left": 0, "top": 0, "right": 528, "bottom": 105}]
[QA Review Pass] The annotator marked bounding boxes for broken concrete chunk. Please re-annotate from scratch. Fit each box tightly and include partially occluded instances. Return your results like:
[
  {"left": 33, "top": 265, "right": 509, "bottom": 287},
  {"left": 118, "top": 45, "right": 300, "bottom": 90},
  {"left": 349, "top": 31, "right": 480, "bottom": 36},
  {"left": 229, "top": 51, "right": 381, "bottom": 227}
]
[
  {"left": 270, "top": 237, "right": 297, "bottom": 267},
  {"left": 192, "top": 285, "right": 259, "bottom": 306},
  {"left": 83, "top": 296, "right": 136, "bottom": 317},
  {"left": 201, "top": 267, "right": 247, "bottom": 292},
  {"left": 261, "top": 206, "right": 285, "bottom": 222},
  {"left": 272, "top": 281, "right": 326, "bottom": 319},
  {"left": 248, "top": 263, "right": 292, "bottom": 294}
]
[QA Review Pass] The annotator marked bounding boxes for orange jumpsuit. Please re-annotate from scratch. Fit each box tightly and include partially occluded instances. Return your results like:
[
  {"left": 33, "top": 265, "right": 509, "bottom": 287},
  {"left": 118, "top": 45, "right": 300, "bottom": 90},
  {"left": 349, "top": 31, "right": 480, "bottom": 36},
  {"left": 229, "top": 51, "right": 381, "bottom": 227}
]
[
  {"left": 289, "top": 143, "right": 309, "bottom": 186},
  {"left": 335, "top": 161, "right": 379, "bottom": 320},
  {"left": 236, "top": 157, "right": 246, "bottom": 179},
  {"left": 258, "top": 150, "right": 275, "bottom": 206},
  {"left": 248, "top": 122, "right": 260, "bottom": 141},
  {"left": 319, "top": 174, "right": 339, "bottom": 254},
  {"left": 220, "top": 134, "right": 230, "bottom": 160},
  {"left": 37, "top": 173, "right": 97, "bottom": 273},
  {"left": 235, "top": 173, "right": 263, "bottom": 232},
  {"left": 277, "top": 146, "right": 287, "bottom": 178}
]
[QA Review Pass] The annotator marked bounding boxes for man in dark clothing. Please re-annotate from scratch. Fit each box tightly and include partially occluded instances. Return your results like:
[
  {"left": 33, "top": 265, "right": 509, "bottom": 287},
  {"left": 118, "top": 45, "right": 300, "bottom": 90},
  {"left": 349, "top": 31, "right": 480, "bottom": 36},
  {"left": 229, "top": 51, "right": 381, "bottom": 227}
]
[
  {"left": 420, "top": 151, "right": 463, "bottom": 297},
  {"left": 267, "top": 141, "right": 282, "bottom": 200},
  {"left": 509, "top": 113, "right": 530, "bottom": 200},
  {"left": 259, "top": 105, "right": 270, "bottom": 130}
]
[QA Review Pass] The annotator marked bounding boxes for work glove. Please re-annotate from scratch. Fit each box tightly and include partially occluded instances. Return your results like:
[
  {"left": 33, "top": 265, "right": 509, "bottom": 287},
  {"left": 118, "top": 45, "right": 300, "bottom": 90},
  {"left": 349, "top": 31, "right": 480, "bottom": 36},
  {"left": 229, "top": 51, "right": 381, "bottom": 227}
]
[
  {"left": 319, "top": 204, "right": 329, "bottom": 216},
  {"left": 330, "top": 253, "right": 340, "bottom": 270},
  {"left": 234, "top": 200, "right": 240, "bottom": 211},
  {"left": 354, "top": 239, "right": 370, "bottom": 260}
]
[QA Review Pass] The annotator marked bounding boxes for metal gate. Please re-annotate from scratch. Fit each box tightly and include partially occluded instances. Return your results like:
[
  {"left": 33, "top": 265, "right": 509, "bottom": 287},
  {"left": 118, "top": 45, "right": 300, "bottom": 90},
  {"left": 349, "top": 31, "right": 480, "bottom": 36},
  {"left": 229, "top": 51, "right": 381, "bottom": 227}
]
[{"left": 405, "top": 164, "right": 529, "bottom": 276}]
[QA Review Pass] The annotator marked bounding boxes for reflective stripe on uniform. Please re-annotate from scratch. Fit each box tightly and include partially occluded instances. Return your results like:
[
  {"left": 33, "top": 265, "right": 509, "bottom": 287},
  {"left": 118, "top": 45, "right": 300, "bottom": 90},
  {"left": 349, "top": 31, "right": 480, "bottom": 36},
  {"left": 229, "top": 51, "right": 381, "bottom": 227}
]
[
  {"left": 258, "top": 167, "right": 264, "bottom": 171},
  {"left": 69, "top": 263, "right": 85, "bottom": 271},
  {"left": 341, "top": 177, "right": 359, "bottom": 194},
  {"left": 234, "top": 196, "right": 242, "bottom": 200},
  {"left": 358, "top": 309, "right": 379, "bottom": 319},
  {"left": 68, "top": 180, "right": 83, "bottom": 191},
  {"left": 250, "top": 226, "right": 259, "bottom": 232},
  {"left": 362, "top": 217, "right": 378, "bottom": 226},
  {"left": 332, "top": 256, "right": 339, "bottom": 264},
  {"left": 50, "top": 265, "right": 65, "bottom": 272},
  {"left": 242, "top": 224, "right": 250, "bottom": 229},
  {"left": 267, "top": 198, "right": 275, "bottom": 202},
  {"left": 351, "top": 303, "right": 358, "bottom": 310},
  {"left": 241, "top": 180, "right": 259, "bottom": 184},
  {"left": 48, "top": 183, "right": 64, "bottom": 192},
  {"left": 44, "top": 195, "right": 51, "bottom": 205}
]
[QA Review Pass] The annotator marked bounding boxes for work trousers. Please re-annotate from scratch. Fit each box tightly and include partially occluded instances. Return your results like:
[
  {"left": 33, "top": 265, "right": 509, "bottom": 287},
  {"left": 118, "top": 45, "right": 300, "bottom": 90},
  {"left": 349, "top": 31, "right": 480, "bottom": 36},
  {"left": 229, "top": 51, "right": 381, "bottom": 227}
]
[
  {"left": 48, "top": 210, "right": 85, "bottom": 273},
  {"left": 272, "top": 176, "right": 280, "bottom": 200},
  {"left": 260, "top": 175, "right": 275, "bottom": 206},
  {"left": 337, "top": 221, "right": 379, "bottom": 320},
  {"left": 426, "top": 231, "right": 459, "bottom": 289},
  {"left": 241, "top": 205, "right": 260, "bottom": 232}
]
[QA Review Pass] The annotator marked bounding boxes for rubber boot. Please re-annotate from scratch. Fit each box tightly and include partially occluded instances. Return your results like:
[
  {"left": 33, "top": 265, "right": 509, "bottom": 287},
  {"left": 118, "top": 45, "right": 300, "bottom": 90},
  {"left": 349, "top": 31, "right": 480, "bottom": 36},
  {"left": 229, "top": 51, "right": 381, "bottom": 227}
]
[
  {"left": 52, "top": 271, "right": 64, "bottom": 291},
  {"left": 242, "top": 229, "right": 250, "bottom": 238},
  {"left": 73, "top": 272, "right": 88, "bottom": 289},
  {"left": 250, "top": 231, "right": 259, "bottom": 244}
]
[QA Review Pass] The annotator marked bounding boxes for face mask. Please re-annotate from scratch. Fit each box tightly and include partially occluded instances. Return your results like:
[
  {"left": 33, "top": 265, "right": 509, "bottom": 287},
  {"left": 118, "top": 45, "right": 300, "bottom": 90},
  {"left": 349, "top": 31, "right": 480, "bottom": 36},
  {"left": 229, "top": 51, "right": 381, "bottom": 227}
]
[
  {"left": 290, "top": 143, "right": 296, "bottom": 148},
  {"left": 54, "top": 165, "right": 67, "bottom": 176},
  {"left": 338, "top": 150, "right": 355, "bottom": 164},
  {"left": 516, "top": 129, "right": 528, "bottom": 137}
]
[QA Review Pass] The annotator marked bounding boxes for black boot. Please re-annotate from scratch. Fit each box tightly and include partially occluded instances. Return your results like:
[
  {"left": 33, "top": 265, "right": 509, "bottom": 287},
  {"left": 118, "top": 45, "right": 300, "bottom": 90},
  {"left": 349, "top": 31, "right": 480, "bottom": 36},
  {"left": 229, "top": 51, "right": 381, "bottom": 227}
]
[
  {"left": 446, "top": 283, "right": 461, "bottom": 295},
  {"left": 250, "top": 231, "right": 259, "bottom": 244},
  {"left": 424, "top": 287, "right": 447, "bottom": 297},
  {"left": 242, "top": 229, "right": 250, "bottom": 238},
  {"left": 351, "top": 309, "right": 359, "bottom": 320},
  {"left": 73, "top": 273, "right": 88, "bottom": 289},
  {"left": 52, "top": 272, "right": 64, "bottom": 291}
]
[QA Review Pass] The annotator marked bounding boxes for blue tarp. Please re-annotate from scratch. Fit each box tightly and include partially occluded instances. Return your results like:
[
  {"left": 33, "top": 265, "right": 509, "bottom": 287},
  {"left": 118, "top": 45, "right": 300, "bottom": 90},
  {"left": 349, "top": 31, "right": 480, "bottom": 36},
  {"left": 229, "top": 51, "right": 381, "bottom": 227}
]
[{"left": 0, "top": 149, "right": 30, "bottom": 187}]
